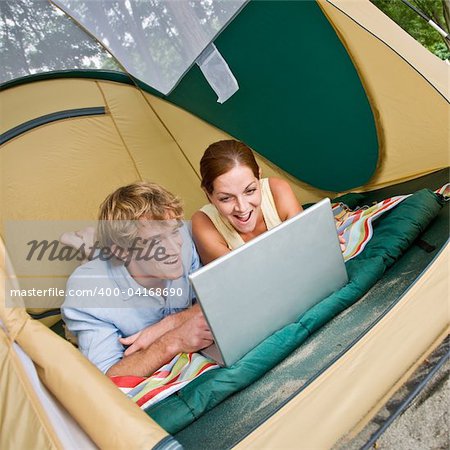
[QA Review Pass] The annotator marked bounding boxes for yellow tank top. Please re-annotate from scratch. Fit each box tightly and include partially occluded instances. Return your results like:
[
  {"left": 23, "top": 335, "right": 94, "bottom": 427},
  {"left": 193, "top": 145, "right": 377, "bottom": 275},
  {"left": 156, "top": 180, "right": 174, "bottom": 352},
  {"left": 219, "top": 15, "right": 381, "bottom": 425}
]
[{"left": 199, "top": 178, "right": 282, "bottom": 250}]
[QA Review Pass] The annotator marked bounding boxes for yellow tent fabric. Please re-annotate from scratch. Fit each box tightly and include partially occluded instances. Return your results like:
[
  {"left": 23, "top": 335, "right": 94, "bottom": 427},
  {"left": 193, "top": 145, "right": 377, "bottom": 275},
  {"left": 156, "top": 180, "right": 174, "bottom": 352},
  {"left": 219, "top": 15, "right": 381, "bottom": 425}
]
[{"left": 1, "top": 0, "right": 449, "bottom": 448}]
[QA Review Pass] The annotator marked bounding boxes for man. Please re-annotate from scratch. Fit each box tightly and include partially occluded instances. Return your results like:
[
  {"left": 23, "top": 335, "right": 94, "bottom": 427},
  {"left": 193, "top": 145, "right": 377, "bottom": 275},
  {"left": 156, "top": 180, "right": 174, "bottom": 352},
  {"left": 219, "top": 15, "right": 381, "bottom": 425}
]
[{"left": 62, "top": 181, "right": 213, "bottom": 377}]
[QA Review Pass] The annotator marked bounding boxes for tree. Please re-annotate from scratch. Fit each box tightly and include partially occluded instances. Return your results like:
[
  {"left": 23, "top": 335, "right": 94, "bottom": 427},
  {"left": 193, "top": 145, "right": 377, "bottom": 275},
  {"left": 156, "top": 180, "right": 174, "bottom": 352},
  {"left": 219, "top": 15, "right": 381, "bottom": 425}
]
[
  {"left": 53, "top": 0, "right": 238, "bottom": 92},
  {"left": 371, "top": 0, "right": 450, "bottom": 60},
  {"left": 0, "top": 0, "right": 240, "bottom": 91},
  {"left": 0, "top": 0, "right": 120, "bottom": 83}
]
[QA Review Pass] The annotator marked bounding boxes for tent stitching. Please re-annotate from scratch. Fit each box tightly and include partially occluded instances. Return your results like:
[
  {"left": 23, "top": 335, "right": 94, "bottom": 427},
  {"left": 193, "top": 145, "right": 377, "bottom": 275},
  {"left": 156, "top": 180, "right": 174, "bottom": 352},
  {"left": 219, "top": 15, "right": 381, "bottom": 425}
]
[
  {"left": 138, "top": 92, "right": 201, "bottom": 182},
  {"left": 95, "top": 80, "right": 143, "bottom": 181},
  {"left": 323, "top": 0, "right": 449, "bottom": 104},
  {"left": 50, "top": 0, "right": 201, "bottom": 182}
]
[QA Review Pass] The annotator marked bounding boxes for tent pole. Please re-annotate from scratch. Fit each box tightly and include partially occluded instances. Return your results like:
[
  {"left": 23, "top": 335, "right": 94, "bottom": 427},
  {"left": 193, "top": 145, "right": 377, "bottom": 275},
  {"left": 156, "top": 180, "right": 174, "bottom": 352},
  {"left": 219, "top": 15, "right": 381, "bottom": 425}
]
[{"left": 400, "top": 0, "right": 450, "bottom": 41}]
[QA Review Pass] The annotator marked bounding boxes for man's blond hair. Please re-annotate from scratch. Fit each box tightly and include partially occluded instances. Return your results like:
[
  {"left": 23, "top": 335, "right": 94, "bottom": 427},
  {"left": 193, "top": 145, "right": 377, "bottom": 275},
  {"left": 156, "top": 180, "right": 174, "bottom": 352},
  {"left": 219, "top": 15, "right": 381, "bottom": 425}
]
[{"left": 97, "top": 181, "right": 183, "bottom": 248}]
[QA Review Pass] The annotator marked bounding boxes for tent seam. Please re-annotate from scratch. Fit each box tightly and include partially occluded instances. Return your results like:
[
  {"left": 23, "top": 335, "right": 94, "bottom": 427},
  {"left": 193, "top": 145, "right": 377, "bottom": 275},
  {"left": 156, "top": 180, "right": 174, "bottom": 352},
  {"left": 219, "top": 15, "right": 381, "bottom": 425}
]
[
  {"left": 95, "top": 80, "right": 143, "bottom": 181},
  {"left": 322, "top": 0, "right": 449, "bottom": 104},
  {"left": 136, "top": 91, "right": 202, "bottom": 182}
]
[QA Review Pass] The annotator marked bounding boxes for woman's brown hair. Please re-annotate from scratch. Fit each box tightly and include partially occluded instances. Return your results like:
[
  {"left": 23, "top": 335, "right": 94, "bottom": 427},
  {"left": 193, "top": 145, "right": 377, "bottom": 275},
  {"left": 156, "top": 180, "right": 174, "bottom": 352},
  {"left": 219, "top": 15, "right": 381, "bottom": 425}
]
[{"left": 200, "top": 140, "right": 260, "bottom": 194}]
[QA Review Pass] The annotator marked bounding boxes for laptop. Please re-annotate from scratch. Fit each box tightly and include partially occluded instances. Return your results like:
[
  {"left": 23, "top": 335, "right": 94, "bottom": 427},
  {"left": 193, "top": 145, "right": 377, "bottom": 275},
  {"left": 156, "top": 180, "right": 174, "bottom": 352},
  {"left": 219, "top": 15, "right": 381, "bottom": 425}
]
[{"left": 189, "top": 198, "right": 348, "bottom": 367}]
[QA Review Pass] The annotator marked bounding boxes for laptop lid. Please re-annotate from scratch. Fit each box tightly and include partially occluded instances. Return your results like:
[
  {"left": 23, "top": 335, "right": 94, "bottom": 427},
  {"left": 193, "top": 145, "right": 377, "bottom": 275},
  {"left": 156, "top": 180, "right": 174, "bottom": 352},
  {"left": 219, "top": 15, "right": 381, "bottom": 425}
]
[{"left": 189, "top": 198, "right": 348, "bottom": 367}]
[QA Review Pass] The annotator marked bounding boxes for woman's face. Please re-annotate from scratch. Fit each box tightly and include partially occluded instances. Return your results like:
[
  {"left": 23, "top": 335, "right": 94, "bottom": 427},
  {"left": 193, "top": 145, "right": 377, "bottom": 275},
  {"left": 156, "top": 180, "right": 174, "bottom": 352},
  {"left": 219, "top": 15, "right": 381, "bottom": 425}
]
[{"left": 209, "top": 165, "right": 262, "bottom": 234}]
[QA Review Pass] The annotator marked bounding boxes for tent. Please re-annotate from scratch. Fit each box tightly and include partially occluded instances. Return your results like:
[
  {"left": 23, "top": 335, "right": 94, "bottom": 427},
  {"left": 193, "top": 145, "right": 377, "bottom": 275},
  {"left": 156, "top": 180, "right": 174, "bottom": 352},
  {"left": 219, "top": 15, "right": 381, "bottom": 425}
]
[{"left": 0, "top": 0, "right": 448, "bottom": 448}]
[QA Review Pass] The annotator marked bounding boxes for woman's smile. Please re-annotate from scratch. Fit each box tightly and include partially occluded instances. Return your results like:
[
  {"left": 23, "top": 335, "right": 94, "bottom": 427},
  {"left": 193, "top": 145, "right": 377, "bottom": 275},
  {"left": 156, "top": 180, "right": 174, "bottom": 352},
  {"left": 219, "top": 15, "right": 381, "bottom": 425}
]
[
  {"left": 209, "top": 165, "right": 262, "bottom": 234},
  {"left": 233, "top": 210, "right": 252, "bottom": 223}
]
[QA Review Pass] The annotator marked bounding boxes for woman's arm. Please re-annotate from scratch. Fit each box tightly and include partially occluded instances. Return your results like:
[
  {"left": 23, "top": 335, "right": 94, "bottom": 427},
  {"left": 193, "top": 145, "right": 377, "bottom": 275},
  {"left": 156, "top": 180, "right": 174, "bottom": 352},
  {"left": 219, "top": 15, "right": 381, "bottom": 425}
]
[
  {"left": 268, "top": 177, "right": 303, "bottom": 220},
  {"left": 269, "top": 178, "right": 345, "bottom": 250},
  {"left": 59, "top": 226, "right": 96, "bottom": 263},
  {"left": 192, "top": 210, "right": 231, "bottom": 265}
]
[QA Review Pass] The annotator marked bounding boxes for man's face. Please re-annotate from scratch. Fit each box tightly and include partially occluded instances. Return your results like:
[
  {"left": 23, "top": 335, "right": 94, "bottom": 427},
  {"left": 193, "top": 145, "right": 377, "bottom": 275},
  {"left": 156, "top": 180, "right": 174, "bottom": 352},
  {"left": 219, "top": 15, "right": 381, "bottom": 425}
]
[{"left": 125, "top": 218, "right": 184, "bottom": 284}]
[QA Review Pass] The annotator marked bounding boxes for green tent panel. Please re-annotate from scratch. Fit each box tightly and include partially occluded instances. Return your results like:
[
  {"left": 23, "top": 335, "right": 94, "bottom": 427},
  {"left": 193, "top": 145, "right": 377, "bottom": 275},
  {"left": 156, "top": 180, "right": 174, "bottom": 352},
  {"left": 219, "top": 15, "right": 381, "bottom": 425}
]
[{"left": 168, "top": 1, "right": 379, "bottom": 191}]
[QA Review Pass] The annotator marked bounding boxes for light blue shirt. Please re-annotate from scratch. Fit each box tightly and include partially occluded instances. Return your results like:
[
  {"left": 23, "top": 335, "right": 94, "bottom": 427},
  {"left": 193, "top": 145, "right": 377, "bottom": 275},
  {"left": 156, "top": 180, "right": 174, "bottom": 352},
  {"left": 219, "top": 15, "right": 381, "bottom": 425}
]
[{"left": 61, "top": 225, "right": 200, "bottom": 374}]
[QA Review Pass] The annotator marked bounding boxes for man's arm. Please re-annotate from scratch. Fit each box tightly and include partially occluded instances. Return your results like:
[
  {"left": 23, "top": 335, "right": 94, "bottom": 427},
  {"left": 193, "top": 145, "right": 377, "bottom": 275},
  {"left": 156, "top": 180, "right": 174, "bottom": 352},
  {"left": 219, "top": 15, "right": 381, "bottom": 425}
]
[
  {"left": 119, "top": 303, "right": 202, "bottom": 356},
  {"left": 120, "top": 227, "right": 204, "bottom": 356},
  {"left": 62, "top": 306, "right": 125, "bottom": 374},
  {"left": 106, "top": 311, "right": 213, "bottom": 377}
]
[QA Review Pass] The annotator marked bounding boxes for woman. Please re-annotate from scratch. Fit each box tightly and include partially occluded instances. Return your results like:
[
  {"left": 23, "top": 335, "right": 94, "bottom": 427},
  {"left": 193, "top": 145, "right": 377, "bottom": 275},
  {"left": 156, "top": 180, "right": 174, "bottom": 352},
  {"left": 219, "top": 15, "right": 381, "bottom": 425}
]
[
  {"left": 192, "top": 140, "right": 303, "bottom": 264},
  {"left": 63, "top": 139, "right": 339, "bottom": 264}
]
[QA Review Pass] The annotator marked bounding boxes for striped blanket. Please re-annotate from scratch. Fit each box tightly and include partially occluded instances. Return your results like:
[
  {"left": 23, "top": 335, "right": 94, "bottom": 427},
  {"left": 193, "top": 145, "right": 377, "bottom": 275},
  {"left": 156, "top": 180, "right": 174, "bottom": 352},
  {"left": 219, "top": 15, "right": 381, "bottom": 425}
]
[
  {"left": 110, "top": 352, "right": 218, "bottom": 409},
  {"left": 337, "top": 183, "right": 449, "bottom": 261},
  {"left": 111, "top": 183, "right": 449, "bottom": 409}
]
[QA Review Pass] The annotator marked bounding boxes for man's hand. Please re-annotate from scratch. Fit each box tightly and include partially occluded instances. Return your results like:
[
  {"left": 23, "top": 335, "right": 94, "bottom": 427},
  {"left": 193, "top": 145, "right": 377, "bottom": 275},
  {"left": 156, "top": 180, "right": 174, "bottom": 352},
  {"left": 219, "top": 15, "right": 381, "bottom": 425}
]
[
  {"left": 120, "top": 304, "right": 202, "bottom": 356},
  {"left": 120, "top": 319, "right": 170, "bottom": 356},
  {"left": 166, "top": 312, "right": 213, "bottom": 355},
  {"left": 106, "top": 305, "right": 212, "bottom": 378}
]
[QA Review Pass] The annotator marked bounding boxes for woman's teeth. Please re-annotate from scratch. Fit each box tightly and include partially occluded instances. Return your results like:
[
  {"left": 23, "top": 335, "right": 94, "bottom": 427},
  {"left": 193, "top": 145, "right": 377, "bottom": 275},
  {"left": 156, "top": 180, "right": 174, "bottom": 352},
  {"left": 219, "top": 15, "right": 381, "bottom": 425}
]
[{"left": 234, "top": 211, "right": 252, "bottom": 223}]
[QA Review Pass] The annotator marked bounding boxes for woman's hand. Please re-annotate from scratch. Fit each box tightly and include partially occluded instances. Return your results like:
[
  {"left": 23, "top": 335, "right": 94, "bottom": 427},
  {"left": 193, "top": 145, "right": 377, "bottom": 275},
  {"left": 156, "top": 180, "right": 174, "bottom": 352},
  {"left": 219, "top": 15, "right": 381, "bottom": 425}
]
[
  {"left": 59, "top": 226, "right": 96, "bottom": 262},
  {"left": 339, "top": 234, "right": 346, "bottom": 252}
]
